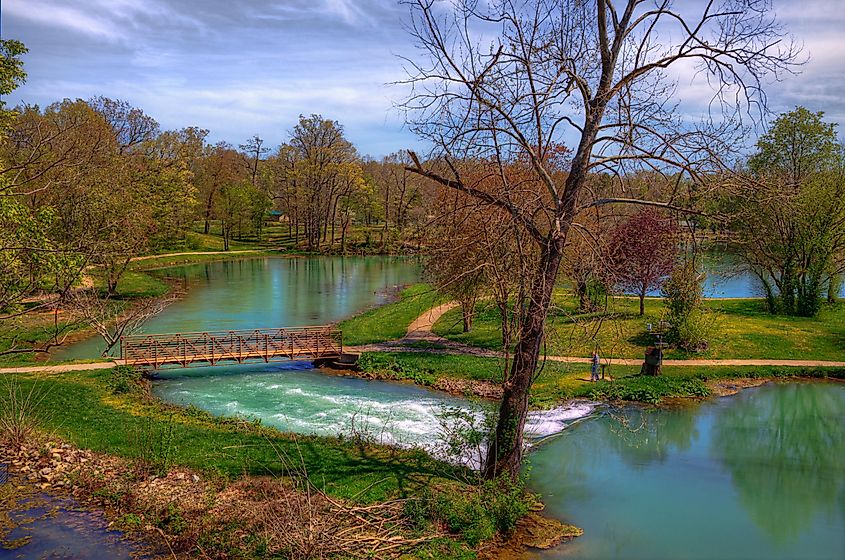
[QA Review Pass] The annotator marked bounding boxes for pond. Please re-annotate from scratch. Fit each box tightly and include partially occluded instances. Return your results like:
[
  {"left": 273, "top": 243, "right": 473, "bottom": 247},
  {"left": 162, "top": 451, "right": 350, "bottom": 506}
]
[
  {"left": 529, "top": 381, "right": 845, "bottom": 560},
  {"left": 54, "top": 253, "right": 833, "bottom": 362},
  {"left": 53, "top": 256, "right": 422, "bottom": 360}
]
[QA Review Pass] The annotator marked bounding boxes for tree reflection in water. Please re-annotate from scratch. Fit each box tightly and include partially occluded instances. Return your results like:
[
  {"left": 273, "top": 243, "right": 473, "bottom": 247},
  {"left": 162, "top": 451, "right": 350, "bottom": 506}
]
[
  {"left": 711, "top": 382, "right": 845, "bottom": 543},
  {"left": 604, "top": 404, "right": 700, "bottom": 468}
]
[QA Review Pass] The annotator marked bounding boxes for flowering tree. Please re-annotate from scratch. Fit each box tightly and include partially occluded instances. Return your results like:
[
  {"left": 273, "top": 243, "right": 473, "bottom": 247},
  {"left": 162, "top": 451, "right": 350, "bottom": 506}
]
[{"left": 609, "top": 209, "right": 679, "bottom": 315}]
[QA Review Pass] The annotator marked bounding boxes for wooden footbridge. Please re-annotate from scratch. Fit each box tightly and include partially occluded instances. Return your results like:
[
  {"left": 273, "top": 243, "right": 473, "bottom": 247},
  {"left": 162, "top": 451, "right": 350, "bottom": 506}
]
[{"left": 120, "top": 326, "right": 343, "bottom": 369}]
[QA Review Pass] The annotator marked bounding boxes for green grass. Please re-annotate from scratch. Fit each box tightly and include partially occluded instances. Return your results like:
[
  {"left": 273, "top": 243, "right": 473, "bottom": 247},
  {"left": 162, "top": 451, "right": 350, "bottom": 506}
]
[
  {"left": 432, "top": 292, "right": 845, "bottom": 361},
  {"left": 128, "top": 250, "right": 275, "bottom": 272},
  {"left": 358, "top": 351, "right": 845, "bottom": 407},
  {"left": 6, "top": 368, "right": 460, "bottom": 503},
  {"left": 339, "top": 284, "right": 447, "bottom": 346}
]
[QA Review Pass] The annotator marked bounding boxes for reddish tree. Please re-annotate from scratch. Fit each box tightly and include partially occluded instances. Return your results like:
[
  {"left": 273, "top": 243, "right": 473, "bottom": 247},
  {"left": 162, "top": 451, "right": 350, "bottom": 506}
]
[{"left": 610, "top": 209, "right": 679, "bottom": 315}]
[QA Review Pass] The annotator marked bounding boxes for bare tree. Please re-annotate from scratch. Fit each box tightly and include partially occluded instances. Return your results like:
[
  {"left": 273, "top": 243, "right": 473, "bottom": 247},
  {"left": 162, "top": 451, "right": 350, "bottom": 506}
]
[
  {"left": 400, "top": 0, "right": 799, "bottom": 479},
  {"left": 67, "top": 290, "right": 178, "bottom": 356},
  {"left": 240, "top": 134, "right": 269, "bottom": 186}
]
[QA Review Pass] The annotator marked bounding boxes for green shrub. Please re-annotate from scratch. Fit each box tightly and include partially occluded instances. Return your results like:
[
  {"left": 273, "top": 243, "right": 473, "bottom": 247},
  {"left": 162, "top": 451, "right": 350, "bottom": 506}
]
[
  {"left": 406, "top": 476, "right": 532, "bottom": 547},
  {"left": 107, "top": 365, "right": 144, "bottom": 395},
  {"left": 663, "top": 262, "right": 717, "bottom": 352},
  {"left": 588, "top": 375, "right": 711, "bottom": 404},
  {"left": 357, "top": 353, "right": 437, "bottom": 386}
]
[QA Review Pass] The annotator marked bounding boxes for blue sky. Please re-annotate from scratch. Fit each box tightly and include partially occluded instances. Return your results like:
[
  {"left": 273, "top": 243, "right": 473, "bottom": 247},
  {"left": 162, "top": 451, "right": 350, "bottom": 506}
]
[{"left": 3, "top": 0, "right": 844, "bottom": 157}]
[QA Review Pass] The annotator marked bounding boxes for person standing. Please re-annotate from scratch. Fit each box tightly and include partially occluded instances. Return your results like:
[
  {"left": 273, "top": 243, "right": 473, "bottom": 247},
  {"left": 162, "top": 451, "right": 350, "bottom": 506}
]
[{"left": 591, "top": 351, "right": 600, "bottom": 382}]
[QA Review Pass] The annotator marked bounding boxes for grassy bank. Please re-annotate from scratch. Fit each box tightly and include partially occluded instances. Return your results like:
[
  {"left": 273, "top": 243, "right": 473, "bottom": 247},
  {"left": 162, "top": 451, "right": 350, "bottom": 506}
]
[
  {"left": 339, "top": 284, "right": 446, "bottom": 346},
  {"left": 433, "top": 293, "right": 845, "bottom": 361},
  {"left": 0, "top": 271, "right": 173, "bottom": 367},
  {"left": 358, "top": 351, "right": 845, "bottom": 407},
  {"left": 7, "top": 368, "right": 446, "bottom": 501},
  {"left": 1, "top": 367, "right": 550, "bottom": 558},
  {"left": 128, "top": 250, "right": 278, "bottom": 272}
]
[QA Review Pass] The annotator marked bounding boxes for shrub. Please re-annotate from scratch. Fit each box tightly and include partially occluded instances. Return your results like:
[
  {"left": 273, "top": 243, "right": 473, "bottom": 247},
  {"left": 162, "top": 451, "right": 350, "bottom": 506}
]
[
  {"left": 405, "top": 476, "right": 533, "bottom": 546},
  {"left": 107, "top": 365, "right": 145, "bottom": 395},
  {"left": 357, "top": 353, "right": 437, "bottom": 386},
  {"left": 0, "top": 376, "right": 47, "bottom": 450},
  {"left": 662, "top": 262, "right": 717, "bottom": 352},
  {"left": 588, "top": 375, "right": 711, "bottom": 404}
]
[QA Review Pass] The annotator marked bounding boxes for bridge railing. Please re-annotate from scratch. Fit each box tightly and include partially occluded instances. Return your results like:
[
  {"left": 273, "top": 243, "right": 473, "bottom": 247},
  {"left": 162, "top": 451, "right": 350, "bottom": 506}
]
[{"left": 120, "top": 326, "right": 343, "bottom": 368}]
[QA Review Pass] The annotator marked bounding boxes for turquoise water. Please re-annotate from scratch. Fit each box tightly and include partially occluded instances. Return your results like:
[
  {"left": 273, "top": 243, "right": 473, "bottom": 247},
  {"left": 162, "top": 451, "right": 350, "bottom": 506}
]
[
  {"left": 151, "top": 362, "right": 594, "bottom": 464},
  {"left": 53, "top": 256, "right": 421, "bottom": 360},
  {"left": 530, "top": 382, "right": 845, "bottom": 560}
]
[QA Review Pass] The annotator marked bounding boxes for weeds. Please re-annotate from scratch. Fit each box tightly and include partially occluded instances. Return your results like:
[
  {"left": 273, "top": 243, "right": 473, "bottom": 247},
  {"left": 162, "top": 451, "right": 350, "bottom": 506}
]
[
  {"left": 588, "top": 375, "right": 711, "bottom": 404},
  {"left": 0, "top": 375, "right": 50, "bottom": 450}
]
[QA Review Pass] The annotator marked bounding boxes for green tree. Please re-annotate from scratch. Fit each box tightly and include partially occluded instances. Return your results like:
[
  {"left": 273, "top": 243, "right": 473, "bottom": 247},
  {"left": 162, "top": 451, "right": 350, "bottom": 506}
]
[{"left": 729, "top": 107, "right": 845, "bottom": 316}]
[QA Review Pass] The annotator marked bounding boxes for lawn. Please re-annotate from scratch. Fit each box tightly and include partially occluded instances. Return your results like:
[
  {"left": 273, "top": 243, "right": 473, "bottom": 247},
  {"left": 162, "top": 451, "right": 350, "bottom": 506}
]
[
  {"left": 339, "top": 284, "right": 447, "bottom": 346},
  {"left": 358, "top": 351, "right": 845, "bottom": 407},
  {"left": 5, "top": 368, "right": 457, "bottom": 503},
  {"left": 432, "top": 292, "right": 845, "bottom": 361}
]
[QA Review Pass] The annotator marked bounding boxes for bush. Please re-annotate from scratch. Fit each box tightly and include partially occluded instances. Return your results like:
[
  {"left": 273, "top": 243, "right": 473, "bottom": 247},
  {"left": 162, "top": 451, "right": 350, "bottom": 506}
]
[
  {"left": 107, "top": 365, "right": 145, "bottom": 395},
  {"left": 662, "top": 262, "right": 717, "bottom": 352},
  {"left": 404, "top": 476, "right": 533, "bottom": 546},
  {"left": 357, "top": 353, "right": 437, "bottom": 386},
  {"left": 588, "top": 375, "right": 711, "bottom": 404}
]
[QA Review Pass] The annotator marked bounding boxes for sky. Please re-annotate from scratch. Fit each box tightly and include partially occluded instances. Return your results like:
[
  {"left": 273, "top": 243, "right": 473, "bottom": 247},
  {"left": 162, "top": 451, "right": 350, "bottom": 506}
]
[{"left": 3, "top": 0, "right": 844, "bottom": 158}]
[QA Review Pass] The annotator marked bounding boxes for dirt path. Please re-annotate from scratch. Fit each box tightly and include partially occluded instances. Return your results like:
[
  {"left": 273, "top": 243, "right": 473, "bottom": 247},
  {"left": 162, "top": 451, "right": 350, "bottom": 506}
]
[
  {"left": 130, "top": 250, "right": 265, "bottom": 262},
  {"left": 347, "top": 302, "right": 845, "bottom": 368},
  {"left": 0, "top": 360, "right": 124, "bottom": 375}
]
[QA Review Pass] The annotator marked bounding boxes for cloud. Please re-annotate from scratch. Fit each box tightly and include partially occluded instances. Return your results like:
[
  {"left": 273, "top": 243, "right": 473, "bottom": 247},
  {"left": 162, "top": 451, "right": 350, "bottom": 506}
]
[{"left": 5, "top": 0, "right": 844, "bottom": 155}]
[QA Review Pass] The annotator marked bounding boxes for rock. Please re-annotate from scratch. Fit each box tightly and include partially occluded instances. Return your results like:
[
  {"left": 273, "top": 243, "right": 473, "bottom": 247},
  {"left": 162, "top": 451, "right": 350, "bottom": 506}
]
[
  {"left": 517, "top": 513, "right": 583, "bottom": 550},
  {"left": 191, "top": 474, "right": 200, "bottom": 483}
]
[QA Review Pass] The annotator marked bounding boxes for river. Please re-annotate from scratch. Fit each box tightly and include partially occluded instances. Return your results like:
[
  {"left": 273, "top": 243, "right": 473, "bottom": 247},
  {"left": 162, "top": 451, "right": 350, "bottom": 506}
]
[
  {"left": 51, "top": 255, "right": 845, "bottom": 559},
  {"left": 529, "top": 381, "right": 845, "bottom": 560}
]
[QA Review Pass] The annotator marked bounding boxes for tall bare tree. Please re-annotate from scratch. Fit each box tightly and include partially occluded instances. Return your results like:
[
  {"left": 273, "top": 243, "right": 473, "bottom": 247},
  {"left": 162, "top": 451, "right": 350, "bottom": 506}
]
[{"left": 401, "top": 0, "right": 799, "bottom": 478}]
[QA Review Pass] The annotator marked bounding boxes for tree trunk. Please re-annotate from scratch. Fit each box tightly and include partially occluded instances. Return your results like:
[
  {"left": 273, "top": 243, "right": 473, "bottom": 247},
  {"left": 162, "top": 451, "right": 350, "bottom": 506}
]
[
  {"left": 461, "top": 299, "right": 474, "bottom": 333},
  {"left": 204, "top": 192, "right": 215, "bottom": 235},
  {"left": 639, "top": 288, "right": 646, "bottom": 316},
  {"left": 483, "top": 235, "right": 565, "bottom": 480},
  {"left": 577, "top": 278, "right": 591, "bottom": 312},
  {"left": 828, "top": 274, "right": 841, "bottom": 303}
]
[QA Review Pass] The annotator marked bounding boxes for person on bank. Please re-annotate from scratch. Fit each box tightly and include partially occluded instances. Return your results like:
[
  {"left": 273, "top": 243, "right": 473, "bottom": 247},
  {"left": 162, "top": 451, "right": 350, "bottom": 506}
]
[{"left": 591, "top": 350, "right": 600, "bottom": 382}]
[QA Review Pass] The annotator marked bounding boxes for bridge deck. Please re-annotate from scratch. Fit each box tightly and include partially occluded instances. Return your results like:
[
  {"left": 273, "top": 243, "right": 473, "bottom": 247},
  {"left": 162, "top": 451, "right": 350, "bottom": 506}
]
[{"left": 120, "top": 326, "right": 342, "bottom": 368}]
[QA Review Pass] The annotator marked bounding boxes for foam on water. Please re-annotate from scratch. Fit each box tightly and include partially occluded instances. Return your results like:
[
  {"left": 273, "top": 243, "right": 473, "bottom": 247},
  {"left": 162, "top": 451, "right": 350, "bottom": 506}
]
[
  {"left": 524, "top": 401, "right": 598, "bottom": 440},
  {"left": 152, "top": 368, "right": 598, "bottom": 467}
]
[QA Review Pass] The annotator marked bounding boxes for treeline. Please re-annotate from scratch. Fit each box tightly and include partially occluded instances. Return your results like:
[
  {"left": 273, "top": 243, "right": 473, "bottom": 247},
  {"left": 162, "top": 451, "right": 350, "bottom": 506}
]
[
  {"left": 265, "top": 116, "right": 434, "bottom": 252},
  {"left": 1, "top": 80, "right": 435, "bottom": 314}
]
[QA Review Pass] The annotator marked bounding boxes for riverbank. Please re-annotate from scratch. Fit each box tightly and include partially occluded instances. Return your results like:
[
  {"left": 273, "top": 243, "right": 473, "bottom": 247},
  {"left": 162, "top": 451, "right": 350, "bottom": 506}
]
[
  {"left": 1, "top": 367, "right": 577, "bottom": 559},
  {"left": 353, "top": 351, "right": 845, "bottom": 405}
]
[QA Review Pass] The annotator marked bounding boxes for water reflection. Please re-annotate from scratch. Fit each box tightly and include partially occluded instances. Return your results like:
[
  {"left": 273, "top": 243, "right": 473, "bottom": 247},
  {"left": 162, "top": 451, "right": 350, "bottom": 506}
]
[
  {"left": 711, "top": 382, "right": 845, "bottom": 543},
  {"left": 604, "top": 406, "right": 700, "bottom": 468},
  {"left": 531, "top": 382, "right": 845, "bottom": 560},
  {"left": 53, "top": 256, "right": 422, "bottom": 360}
]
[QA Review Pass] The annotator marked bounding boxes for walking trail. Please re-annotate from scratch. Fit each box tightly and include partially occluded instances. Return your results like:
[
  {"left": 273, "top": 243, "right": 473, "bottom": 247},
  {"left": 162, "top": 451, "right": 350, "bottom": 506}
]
[
  {"left": 129, "top": 250, "right": 265, "bottom": 262},
  {"left": 4, "top": 300, "right": 845, "bottom": 375},
  {"left": 346, "top": 301, "right": 845, "bottom": 368}
]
